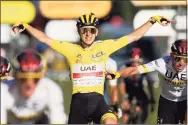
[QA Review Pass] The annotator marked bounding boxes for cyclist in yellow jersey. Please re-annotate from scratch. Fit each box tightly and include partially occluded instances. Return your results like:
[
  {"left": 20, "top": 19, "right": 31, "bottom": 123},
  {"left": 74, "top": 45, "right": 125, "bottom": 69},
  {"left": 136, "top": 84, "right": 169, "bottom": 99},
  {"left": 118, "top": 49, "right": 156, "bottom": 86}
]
[{"left": 12, "top": 13, "right": 172, "bottom": 124}]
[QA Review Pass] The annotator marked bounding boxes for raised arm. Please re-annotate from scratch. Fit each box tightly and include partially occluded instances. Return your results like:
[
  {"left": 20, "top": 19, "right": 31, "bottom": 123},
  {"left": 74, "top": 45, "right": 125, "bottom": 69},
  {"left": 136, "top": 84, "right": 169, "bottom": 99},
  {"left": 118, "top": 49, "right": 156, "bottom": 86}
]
[
  {"left": 102, "top": 16, "right": 173, "bottom": 55},
  {"left": 107, "top": 58, "right": 162, "bottom": 80},
  {"left": 126, "top": 16, "right": 173, "bottom": 43},
  {"left": 12, "top": 23, "right": 76, "bottom": 57},
  {"left": 12, "top": 23, "right": 53, "bottom": 46}
]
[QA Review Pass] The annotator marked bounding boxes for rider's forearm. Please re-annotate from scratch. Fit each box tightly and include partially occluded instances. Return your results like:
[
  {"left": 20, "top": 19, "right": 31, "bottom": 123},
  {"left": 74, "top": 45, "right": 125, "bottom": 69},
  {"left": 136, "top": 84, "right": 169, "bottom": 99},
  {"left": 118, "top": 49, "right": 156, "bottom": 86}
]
[
  {"left": 127, "top": 20, "right": 153, "bottom": 43},
  {"left": 119, "top": 67, "right": 140, "bottom": 78},
  {"left": 25, "top": 24, "right": 52, "bottom": 46},
  {"left": 109, "top": 86, "right": 118, "bottom": 105},
  {"left": 118, "top": 82, "right": 126, "bottom": 99}
]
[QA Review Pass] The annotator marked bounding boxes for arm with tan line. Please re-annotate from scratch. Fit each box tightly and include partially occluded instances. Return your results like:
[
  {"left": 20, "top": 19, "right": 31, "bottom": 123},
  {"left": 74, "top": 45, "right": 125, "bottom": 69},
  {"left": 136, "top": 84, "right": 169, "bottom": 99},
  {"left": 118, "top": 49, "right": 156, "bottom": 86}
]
[
  {"left": 11, "top": 23, "right": 75, "bottom": 57},
  {"left": 103, "top": 16, "right": 173, "bottom": 55}
]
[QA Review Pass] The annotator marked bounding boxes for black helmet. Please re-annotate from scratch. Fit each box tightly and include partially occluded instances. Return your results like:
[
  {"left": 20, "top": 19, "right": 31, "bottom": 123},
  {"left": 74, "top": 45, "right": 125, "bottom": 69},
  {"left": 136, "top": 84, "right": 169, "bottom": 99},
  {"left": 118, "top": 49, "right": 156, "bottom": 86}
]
[
  {"left": 171, "top": 39, "right": 187, "bottom": 56},
  {"left": 12, "top": 49, "right": 47, "bottom": 79},
  {"left": 76, "top": 13, "right": 99, "bottom": 28},
  {"left": 0, "top": 56, "right": 11, "bottom": 80}
]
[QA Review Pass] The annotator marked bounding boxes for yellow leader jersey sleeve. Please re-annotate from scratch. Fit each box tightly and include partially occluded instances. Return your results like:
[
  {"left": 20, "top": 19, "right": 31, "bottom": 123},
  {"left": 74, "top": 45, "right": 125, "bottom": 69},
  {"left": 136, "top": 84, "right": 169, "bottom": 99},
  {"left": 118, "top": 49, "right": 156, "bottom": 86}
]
[
  {"left": 51, "top": 40, "right": 77, "bottom": 57},
  {"left": 101, "top": 36, "right": 129, "bottom": 55}
]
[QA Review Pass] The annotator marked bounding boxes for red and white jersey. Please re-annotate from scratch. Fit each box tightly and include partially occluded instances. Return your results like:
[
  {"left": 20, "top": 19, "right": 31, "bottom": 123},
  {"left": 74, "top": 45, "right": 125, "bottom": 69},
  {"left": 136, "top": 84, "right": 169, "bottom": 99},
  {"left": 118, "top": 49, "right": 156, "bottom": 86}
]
[
  {"left": 1, "top": 83, "right": 14, "bottom": 124},
  {"left": 7, "top": 77, "right": 67, "bottom": 124},
  {"left": 137, "top": 56, "right": 187, "bottom": 102}
]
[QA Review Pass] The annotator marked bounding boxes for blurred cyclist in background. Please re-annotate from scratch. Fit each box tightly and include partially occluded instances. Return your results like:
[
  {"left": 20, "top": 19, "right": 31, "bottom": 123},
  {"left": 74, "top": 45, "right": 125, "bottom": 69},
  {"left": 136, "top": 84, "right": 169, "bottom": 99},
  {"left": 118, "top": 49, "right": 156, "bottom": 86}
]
[
  {"left": 6, "top": 49, "right": 67, "bottom": 124},
  {"left": 118, "top": 47, "right": 155, "bottom": 124},
  {"left": 107, "top": 39, "right": 187, "bottom": 124},
  {"left": 12, "top": 12, "right": 172, "bottom": 124},
  {"left": 35, "top": 43, "right": 70, "bottom": 81},
  {"left": 1, "top": 56, "right": 13, "bottom": 125},
  {"left": 104, "top": 57, "right": 122, "bottom": 118}
]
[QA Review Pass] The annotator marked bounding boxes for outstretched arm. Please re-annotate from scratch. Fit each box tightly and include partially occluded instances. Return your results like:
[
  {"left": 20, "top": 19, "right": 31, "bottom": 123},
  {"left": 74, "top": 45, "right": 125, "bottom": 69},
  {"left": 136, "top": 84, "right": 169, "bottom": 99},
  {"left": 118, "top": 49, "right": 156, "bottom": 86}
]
[
  {"left": 12, "top": 23, "right": 76, "bottom": 57},
  {"left": 102, "top": 16, "right": 173, "bottom": 55},
  {"left": 12, "top": 23, "right": 53, "bottom": 46},
  {"left": 107, "top": 58, "right": 162, "bottom": 80},
  {"left": 106, "top": 66, "right": 140, "bottom": 79},
  {"left": 126, "top": 16, "right": 173, "bottom": 43},
  {"left": 126, "top": 21, "right": 152, "bottom": 43},
  {"left": 119, "top": 66, "right": 141, "bottom": 78}
]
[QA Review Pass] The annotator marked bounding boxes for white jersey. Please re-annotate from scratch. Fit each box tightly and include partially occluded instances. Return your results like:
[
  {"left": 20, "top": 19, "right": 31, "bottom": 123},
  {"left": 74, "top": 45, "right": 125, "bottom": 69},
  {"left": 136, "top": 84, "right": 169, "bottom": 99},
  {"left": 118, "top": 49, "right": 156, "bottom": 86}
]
[
  {"left": 137, "top": 56, "right": 187, "bottom": 102},
  {"left": 106, "top": 57, "right": 117, "bottom": 86},
  {"left": 1, "top": 83, "right": 14, "bottom": 124},
  {"left": 7, "top": 77, "right": 67, "bottom": 124}
]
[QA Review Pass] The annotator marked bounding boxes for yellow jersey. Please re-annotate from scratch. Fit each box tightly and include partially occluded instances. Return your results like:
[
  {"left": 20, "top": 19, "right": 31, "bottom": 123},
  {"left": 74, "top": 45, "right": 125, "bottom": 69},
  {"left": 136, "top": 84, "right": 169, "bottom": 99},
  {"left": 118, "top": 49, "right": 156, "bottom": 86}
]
[{"left": 51, "top": 36, "right": 128, "bottom": 95}]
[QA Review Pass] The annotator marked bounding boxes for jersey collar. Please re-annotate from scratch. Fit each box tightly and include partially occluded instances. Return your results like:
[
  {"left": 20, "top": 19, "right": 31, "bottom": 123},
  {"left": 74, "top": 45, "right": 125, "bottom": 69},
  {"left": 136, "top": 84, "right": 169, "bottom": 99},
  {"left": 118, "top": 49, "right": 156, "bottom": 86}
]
[{"left": 78, "top": 41, "right": 96, "bottom": 51}]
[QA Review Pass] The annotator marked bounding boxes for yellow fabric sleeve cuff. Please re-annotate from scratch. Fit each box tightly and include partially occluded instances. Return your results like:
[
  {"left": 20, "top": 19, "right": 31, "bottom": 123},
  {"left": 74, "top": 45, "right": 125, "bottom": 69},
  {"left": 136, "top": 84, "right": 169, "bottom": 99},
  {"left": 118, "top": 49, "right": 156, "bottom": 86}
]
[
  {"left": 114, "top": 72, "right": 120, "bottom": 79},
  {"left": 150, "top": 15, "right": 168, "bottom": 25},
  {"left": 22, "top": 23, "right": 29, "bottom": 29}
]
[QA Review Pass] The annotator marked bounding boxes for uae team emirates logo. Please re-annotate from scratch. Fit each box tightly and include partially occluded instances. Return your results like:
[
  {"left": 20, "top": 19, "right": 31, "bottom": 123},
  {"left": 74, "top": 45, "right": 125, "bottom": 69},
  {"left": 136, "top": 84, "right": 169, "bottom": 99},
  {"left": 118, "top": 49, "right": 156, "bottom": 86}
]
[{"left": 72, "top": 64, "right": 104, "bottom": 86}]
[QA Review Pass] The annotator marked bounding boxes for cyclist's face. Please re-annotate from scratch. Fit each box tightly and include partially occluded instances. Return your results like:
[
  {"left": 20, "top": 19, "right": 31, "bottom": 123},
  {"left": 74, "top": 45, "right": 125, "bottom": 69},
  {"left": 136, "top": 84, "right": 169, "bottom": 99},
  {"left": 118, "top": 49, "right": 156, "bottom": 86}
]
[
  {"left": 171, "top": 53, "right": 187, "bottom": 72},
  {"left": 18, "top": 78, "right": 40, "bottom": 97},
  {"left": 79, "top": 26, "right": 98, "bottom": 45}
]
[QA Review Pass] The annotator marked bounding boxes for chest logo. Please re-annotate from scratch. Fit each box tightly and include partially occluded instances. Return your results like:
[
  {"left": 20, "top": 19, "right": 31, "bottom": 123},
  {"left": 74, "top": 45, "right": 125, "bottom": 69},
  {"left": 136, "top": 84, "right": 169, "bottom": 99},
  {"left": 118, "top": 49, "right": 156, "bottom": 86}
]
[
  {"left": 165, "top": 70, "right": 187, "bottom": 86},
  {"left": 91, "top": 51, "right": 105, "bottom": 62},
  {"left": 80, "top": 65, "right": 96, "bottom": 71}
]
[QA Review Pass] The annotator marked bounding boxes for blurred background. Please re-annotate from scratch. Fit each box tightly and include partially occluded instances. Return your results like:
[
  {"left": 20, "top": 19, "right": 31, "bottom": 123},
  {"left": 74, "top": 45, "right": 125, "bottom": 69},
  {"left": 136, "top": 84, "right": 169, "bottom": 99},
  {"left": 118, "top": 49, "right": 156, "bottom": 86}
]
[{"left": 1, "top": 0, "right": 187, "bottom": 124}]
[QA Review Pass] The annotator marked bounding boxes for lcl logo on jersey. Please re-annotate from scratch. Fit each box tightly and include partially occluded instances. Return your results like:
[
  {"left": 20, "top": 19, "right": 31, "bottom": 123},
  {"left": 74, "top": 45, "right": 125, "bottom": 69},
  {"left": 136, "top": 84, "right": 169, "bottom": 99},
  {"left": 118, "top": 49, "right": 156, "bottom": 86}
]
[{"left": 91, "top": 51, "right": 105, "bottom": 62}]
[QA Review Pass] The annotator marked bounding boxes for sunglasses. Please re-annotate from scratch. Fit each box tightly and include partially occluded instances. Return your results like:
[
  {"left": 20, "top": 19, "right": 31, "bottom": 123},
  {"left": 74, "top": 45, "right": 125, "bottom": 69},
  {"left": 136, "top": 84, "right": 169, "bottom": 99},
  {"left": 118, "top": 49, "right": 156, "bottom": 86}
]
[
  {"left": 172, "top": 54, "right": 187, "bottom": 63},
  {"left": 79, "top": 28, "right": 97, "bottom": 34}
]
